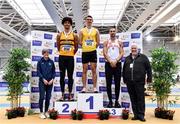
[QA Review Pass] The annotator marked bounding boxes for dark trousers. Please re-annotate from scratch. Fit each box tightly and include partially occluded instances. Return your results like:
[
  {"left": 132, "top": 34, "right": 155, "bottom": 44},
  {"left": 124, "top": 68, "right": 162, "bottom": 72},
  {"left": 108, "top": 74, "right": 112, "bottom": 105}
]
[
  {"left": 105, "top": 62, "right": 121, "bottom": 102},
  {"left": 58, "top": 55, "right": 74, "bottom": 93},
  {"left": 39, "top": 81, "right": 53, "bottom": 113},
  {"left": 126, "top": 81, "right": 145, "bottom": 118}
]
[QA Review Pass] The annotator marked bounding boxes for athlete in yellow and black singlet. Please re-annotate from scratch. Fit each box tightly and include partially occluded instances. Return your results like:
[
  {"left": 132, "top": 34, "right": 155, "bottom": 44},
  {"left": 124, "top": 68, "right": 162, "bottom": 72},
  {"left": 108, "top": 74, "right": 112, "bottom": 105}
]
[
  {"left": 79, "top": 15, "right": 100, "bottom": 93},
  {"left": 56, "top": 17, "right": 78, "bottom": 101}
]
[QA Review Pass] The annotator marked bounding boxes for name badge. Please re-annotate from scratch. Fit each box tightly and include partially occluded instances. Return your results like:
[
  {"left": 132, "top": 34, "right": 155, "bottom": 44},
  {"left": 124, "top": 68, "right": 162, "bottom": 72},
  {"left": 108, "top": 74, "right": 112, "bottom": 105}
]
[
  {"left": 85, "top": 40, "right": 93, "bottom": 46},
  {"left": 130, "top": 63, "right": 133, "bottom": 68}
]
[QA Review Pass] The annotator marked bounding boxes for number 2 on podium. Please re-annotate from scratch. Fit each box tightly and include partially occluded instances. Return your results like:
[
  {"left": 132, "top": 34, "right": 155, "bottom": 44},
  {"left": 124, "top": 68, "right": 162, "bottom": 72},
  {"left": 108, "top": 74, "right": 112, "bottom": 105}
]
[
  {"left": 62, "top": 103, "right": 69, "bottom": 113},
  {"left": 86, "top": 96, "right": 94, "bottom": 109}
]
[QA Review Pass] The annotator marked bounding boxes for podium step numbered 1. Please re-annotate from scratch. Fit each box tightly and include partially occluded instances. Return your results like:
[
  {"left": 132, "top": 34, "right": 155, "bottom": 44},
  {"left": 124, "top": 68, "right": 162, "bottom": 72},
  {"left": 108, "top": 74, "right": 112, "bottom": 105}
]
[{"left": 54, "top": 93, "right": 122, "bottom": 116}]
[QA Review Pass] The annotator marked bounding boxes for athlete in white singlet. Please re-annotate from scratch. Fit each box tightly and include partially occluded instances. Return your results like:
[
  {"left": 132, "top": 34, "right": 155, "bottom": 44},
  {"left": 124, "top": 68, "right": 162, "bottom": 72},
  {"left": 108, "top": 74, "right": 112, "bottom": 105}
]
[{"left": 103, "top": 28, "right": 124, "bottom": 108}]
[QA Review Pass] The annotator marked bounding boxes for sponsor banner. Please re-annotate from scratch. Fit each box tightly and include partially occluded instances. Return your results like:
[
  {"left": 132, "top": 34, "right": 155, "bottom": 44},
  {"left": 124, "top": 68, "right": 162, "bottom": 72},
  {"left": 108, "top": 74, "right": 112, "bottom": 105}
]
[{"left": 30, "top": 31, "right": 142, "bottom": 112}]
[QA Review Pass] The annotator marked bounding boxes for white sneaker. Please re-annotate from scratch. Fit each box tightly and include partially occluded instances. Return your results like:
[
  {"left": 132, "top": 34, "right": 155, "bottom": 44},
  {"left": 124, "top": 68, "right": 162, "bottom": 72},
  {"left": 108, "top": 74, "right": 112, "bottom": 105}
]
[
  {"left": 39, "top": 113, "right": 46, "bottom": 119},
  {"left": 45, "top": 112, "right": 50, "bottom": 118},
  {"left": 93, "top": 87, "right": 98, "bottom": 93},
  {"left": 81, "top": 87, "right": 86, "bottom": 93}
]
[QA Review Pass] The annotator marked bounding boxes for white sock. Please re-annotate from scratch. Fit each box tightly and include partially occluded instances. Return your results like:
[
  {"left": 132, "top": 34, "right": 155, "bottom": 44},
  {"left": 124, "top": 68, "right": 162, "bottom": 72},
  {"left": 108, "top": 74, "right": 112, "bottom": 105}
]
[
  {"left": 82, "top": 87, "right": 86, "bottom": 91},
  {"left": 94, "top": 87, "right": 97, "bottom": 91}
]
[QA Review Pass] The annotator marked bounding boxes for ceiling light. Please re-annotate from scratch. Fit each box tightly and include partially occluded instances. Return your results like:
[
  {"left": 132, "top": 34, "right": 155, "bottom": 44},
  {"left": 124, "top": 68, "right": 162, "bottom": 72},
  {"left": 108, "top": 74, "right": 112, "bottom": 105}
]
[
  {"left": 25, "top": 34, "right": 32, "bottom": 42},
  {"left": 146, "top": 35, "right": 152, "bottom": 41},
  {"left": 174, "top": 36, "right": 179, "bottom": 41}
]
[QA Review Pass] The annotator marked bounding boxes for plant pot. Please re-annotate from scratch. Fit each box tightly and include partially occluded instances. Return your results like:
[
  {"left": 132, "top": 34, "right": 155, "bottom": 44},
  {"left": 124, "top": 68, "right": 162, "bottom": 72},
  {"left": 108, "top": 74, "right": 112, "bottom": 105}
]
[
  {"left": 161, "top": 110, "right": 168, "bottom": 119},
  {"left": 104, "top": 114, "right": 109, "bottom": 120},
  {"left": 11, "top": 110, "right": 17, "bottom": 118},
  {"left": 19, "top": 112, "right": 25, "bottom": 117},
  {"left": 77, "top": 116, "right": 83, "bottom": 120},
  {"left": 7, "top": 113, "right": 12, "bottom": 119},
  {"left": 77, "top": 115, "right": 83, "bottom": 120},
  {"left": 155, "top": 110, "right": 161, "bottom": 118},
  {"left": 49, "top": 113, "right": 58, "bottom": 120},
  {"left": 169, "top": 115, "right": 174, "bottom": 120},
  {"left": 122, "top": 114, "right": 129, "bottom": 120},
  {"left": 99, "top": 115, "right": 104, "bottom": 120},
  {"left": 72, "top": 115, "right": 76, "bottom": 120},
  {"left": 50, "top": 115, "right": 57, "bottom": 120}
]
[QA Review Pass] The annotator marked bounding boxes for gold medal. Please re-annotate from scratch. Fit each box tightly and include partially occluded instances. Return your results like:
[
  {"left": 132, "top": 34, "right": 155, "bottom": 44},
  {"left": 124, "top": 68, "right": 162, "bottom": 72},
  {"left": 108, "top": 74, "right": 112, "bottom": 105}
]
[
  {"left": 86, "top": 27, "right": 92, "bottom": 40},
  {"left": 88, "top": 36, "right": 91, "bottom": 39}
]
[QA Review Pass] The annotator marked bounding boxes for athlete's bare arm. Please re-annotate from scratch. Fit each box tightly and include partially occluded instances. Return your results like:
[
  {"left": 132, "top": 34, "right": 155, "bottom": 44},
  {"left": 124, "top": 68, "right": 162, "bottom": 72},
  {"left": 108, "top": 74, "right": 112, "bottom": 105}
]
[
  {"left": 74, "top": 33, "right": 79, "bottom": 54},
  {"left": 103, "top": 40, "right": 111, "bottom": 63},
  {"left": 116, "top": 41, "right": 124, "bottom": 61},
  {"left": 56, "top": 33, "right": 61, "bottom": 51},
  {"left": 96, "top": 29, "right": 100, "bottom": 48},
  {"left": 79, "top": 30, "right": 83, "bottom": 46}
]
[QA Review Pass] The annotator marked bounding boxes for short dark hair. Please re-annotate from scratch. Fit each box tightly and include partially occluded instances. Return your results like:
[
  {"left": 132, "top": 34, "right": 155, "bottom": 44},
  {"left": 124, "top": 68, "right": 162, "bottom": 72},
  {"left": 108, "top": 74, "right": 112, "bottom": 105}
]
[
  {"left": 85, "top": 15, "right": 93, "bottom": 20},
  {"left": 62, "top": 17, "right": 73, "bottom": 25}
]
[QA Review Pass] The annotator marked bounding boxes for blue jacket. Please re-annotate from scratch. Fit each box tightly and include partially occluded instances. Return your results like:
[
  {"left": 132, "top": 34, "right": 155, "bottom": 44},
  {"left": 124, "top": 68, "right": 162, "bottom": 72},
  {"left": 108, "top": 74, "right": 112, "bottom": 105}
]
[{"left": 37, "top": 57, "right": 55, "bottom": 81}]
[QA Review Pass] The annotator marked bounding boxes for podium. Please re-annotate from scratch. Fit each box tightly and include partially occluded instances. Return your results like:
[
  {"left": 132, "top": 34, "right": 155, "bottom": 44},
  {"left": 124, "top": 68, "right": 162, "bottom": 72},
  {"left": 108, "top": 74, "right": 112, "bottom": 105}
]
[
  {"left": 55, "top": 101, "right": 77, "bottom": 115},
  {"left": 54, "top": 93, "right": 123, "bottom": 118},
  {"left": 77, "top": 93, "right": 103, "bottom": 113}
]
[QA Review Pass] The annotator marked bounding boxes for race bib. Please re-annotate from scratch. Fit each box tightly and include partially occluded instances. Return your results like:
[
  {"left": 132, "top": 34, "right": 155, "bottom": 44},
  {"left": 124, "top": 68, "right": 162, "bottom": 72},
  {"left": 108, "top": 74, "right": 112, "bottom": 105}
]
[
  {"left": 62, "top": 45, "right": 71, "bottom": 51},
  {"left": 85, "top": 40, "right": 93, "bottom": 46}
]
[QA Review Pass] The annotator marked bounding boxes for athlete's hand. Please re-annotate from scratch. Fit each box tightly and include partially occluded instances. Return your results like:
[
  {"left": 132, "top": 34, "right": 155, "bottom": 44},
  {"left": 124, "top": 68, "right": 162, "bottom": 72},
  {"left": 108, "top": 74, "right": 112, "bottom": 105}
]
[
  {"left": 112, "top": 61, "right": 117, "bottom": 68},
  {"left": 110, "top": 60, "right": 116, "bottom": 68}
]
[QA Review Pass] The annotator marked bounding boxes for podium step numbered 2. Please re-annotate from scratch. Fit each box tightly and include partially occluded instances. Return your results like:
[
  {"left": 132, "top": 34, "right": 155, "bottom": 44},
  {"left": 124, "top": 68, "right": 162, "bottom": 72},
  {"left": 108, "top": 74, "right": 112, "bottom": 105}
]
[{"left": 54, "top": 93, "right": 122, "bottom": 117}]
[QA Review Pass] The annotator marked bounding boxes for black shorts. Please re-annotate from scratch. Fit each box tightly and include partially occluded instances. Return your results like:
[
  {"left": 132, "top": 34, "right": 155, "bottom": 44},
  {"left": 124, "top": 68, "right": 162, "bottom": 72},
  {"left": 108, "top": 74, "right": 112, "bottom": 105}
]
[{"left": 82, "top": 50, "right": 97, "bottom": 64}]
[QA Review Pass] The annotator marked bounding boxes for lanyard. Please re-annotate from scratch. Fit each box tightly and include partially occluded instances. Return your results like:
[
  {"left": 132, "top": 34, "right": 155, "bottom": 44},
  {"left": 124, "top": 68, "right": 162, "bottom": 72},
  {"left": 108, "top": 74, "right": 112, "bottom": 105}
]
[
  {"left": 86, "top": 27, "right": 93, "bottom": 37},
  {"left": 63, "top": 30, "right": 72, "bottom": 39}
]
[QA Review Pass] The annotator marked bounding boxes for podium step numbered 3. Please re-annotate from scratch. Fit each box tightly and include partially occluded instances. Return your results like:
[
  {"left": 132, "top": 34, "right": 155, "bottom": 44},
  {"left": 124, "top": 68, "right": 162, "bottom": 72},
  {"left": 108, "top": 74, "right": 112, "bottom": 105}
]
[{"left": 54, "top": 93, "right": 122, "bottom": 116}]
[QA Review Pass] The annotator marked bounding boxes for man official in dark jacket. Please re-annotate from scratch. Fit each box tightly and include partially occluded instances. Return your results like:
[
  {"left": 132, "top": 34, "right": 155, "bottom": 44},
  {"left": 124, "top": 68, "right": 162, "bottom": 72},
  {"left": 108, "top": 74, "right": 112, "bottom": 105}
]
[
  {"left": 37, "top": 49, "right": 55, "bottom": 119},
  {"left": 123, "top": 43, "right": 152, "bottom": 122}
]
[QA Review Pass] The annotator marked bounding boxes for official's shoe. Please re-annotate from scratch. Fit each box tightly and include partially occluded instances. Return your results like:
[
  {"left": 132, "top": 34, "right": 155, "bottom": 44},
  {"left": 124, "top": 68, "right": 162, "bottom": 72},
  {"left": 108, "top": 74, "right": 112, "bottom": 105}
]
[
  {"left": 139, "top": 117, "right": 146, "bottom": 122},
  {"left": 131, "top": 116, "right": 138, "bottom": 120}
]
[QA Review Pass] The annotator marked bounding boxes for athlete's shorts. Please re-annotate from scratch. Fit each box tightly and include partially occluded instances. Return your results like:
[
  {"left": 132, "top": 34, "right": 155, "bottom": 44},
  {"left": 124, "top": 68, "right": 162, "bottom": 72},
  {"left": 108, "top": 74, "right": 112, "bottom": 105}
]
[{"left": 82, "top": 50, "right": 97, "bottom": 64}]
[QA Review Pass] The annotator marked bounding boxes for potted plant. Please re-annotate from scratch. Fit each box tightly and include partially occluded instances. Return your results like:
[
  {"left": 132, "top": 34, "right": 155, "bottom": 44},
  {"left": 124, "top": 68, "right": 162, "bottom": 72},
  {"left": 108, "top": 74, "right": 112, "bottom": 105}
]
[
  {"left": 48, "top": 108, "right": 58, "bottom": 120},
  {"left": 17, "top": 107, "right": 26, "bottom": 117},
  {"left": 122, "top": 109, "right": 129, "bottom": 120},
  {"left": 98, "top": 109, "right": 110, "bottom": 120},
  {"left": 76, "top": 110, "right": 84, "bottom": 120},
  {"left": 6, "top": 109, "right": 15, "bottom": 119},
  {"left": 71, "top": 109, "right": 77, "bottom": 120},
  {"left": 103, "top": 109, "right": 110, "bottom": 120},
  {"left": 3, "top": 48, "right": 30, "bottom": 110},
  {"left": 151, "top": 47, "right": 178, "bottom": 120},
  {"left": 98, "top": 110, "right": 104, "bottom": 120},
  {"left": 154, "top": 107, "right": 162, "bottom": 118}
]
